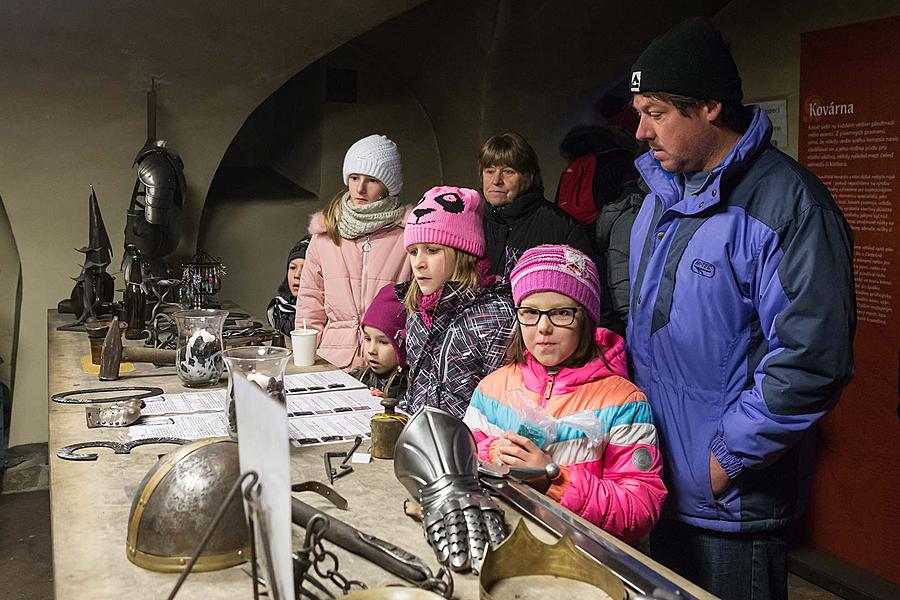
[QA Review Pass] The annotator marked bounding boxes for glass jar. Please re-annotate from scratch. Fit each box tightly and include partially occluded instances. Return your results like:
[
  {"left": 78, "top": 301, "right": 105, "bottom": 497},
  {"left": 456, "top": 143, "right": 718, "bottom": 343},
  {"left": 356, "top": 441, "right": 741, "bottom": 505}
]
[
  {"left": 173, "top": 309, "right": 229, "bottom": 387},
  {"left": 221, "top": 346, "right": 292, "bottom": 439}
]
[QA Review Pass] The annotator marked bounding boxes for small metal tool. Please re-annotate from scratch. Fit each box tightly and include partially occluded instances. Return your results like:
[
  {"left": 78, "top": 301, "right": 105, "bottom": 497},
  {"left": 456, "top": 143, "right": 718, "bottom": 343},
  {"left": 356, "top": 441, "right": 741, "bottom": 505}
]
[
  {"left": 323, "top": 452, "right": 353, "bottom": 484},
  {"left": 344, "top": 435, "right": 363, "bottom": 458},
  {"left": 322, "top": 436, "right": 364, "bottom": 484},
  {"left": 291, "top": 481, "right": 349, "bottom": 510},
  {"left": 99, "top": 316, "right": 175, "bottom": 380}
]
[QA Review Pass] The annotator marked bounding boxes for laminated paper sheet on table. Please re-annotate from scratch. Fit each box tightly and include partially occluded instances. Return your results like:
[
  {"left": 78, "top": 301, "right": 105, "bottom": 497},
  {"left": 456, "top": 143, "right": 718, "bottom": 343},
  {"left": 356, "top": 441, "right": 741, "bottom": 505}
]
[
  {"left": 139, "top": 370, "right": 370, "bottom": 417},
  {"left": 288, "top": 409, "right": 379, "bottom": 446},
  {"left": 128, "top": 412, "right": 229, "bottom": 440},
  {"left": 127, "top": 410, "right": 377, "bottom": 444},
  {"left": 287, "top": 388, "right": 382, "bottom": 415},
  {"left": 141, "top": 388, "right": 378, "bottom": 417},
  {"left": 128, "top": 399, "right": 378, "bottom": 444},
  {"left": 283, "top": 370, "right": 366, "bottom": 393},
  {"left": 140, "top": 389, "right": 227, "bottom": 416}
]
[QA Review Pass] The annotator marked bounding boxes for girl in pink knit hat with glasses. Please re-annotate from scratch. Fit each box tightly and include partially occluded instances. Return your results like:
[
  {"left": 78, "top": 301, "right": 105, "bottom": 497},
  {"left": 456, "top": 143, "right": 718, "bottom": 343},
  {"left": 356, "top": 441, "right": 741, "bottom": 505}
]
[
  {"left": 463, "top": 244, "right": 666, "bottom": 542},
  {"left": 399, "top": 186, "right": 516, "bottom": 418}
]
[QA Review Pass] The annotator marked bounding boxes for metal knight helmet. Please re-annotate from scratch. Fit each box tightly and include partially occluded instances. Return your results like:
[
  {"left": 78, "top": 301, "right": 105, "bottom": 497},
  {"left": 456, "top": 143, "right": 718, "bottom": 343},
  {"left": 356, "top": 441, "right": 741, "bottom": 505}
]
[{"left": 124, "top": 80, "right": 185, "bottom": 276}]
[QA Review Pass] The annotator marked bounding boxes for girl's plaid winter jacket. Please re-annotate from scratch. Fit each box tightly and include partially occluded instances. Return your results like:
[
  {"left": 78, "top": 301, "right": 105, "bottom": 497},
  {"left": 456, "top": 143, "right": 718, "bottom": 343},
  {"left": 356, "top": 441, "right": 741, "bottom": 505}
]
[{"left": 400, "top": 281, "right": 515, "bottom": 418}]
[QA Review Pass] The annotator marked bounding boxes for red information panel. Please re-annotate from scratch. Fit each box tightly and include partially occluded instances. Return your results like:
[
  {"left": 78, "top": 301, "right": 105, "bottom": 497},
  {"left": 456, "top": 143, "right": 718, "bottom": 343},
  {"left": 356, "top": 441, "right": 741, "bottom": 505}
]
[{"left": 799, "top": 16, "right": 900, "bottom": 584}]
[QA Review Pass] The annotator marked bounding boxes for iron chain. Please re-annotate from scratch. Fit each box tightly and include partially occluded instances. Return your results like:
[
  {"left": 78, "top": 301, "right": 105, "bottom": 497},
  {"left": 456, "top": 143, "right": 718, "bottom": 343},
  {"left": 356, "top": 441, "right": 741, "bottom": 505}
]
[{"left": 299, "top": 515, "right": 367, "bottom": 596}]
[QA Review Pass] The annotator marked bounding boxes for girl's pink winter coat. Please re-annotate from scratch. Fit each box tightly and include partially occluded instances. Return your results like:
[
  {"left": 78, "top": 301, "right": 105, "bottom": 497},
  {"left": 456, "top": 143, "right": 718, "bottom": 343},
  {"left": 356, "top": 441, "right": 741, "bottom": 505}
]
[
  {"left": 463, "top": 328, "right": 666, "bottom": 542},
  {"left": 295, "top": 207, "right": 412, "bottom": 370}
]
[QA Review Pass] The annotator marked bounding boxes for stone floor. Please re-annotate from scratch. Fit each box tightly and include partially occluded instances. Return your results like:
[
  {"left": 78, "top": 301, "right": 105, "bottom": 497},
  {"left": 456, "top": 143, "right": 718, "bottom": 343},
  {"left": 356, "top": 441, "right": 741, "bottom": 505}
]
[
  {"left": 790, "top": 575, "right": 843, "bottom": 600},
  {"left": 0, "top": 490, "right": 54, "bottom": 600},
  {"left": 1, "top": 442, "right": 54, "bottom": 600},
  {"left": 0, "top": 443, "right": 844, "bottom": 599}
]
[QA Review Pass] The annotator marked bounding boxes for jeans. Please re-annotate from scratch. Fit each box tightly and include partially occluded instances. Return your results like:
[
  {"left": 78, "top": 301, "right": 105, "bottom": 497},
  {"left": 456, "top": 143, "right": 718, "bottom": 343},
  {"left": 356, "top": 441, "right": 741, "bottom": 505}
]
[{"left": 650, "top": 519, "right": 788, "bottom": 600}]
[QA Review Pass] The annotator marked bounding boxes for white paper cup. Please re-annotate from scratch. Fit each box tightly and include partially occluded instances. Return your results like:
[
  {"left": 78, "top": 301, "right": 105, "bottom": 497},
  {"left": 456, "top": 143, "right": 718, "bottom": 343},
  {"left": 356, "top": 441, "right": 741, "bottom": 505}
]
[{"left": 290, "top": 328, "right": 318, "bottom": 367}]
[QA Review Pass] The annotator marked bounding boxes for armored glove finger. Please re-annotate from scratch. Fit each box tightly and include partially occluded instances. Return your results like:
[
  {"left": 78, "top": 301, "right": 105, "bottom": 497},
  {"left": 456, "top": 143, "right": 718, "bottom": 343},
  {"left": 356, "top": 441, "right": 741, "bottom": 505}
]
[{"left": 423, "top": 495, "right": 506, "bottom": 572}]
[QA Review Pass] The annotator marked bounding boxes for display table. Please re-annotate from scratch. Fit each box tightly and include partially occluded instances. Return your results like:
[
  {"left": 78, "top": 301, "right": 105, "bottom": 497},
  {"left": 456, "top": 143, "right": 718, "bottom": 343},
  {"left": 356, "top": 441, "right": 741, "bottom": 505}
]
[{"left": 47, "top": 310, "right": 712, "bottom": 599}]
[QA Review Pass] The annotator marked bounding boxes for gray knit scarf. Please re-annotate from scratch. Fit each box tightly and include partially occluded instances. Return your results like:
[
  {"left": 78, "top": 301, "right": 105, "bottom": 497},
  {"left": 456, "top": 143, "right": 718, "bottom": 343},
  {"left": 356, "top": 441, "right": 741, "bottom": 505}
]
[{"left": 337, "top": 192, "right": 406, "bottom": 240}]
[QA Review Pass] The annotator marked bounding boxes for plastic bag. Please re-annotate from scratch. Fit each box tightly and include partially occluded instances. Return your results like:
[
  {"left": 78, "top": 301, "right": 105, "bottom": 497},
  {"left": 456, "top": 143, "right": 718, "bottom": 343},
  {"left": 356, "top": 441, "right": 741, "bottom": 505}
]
[
  {"left": 506, "top": 388, "right": 608, "bottom": 451},
  {"left": 559, "top": 410, "right": 609, "bottom": 453},
  {"left": 507, "top": 389, "right": 558, "bottom": 450}
]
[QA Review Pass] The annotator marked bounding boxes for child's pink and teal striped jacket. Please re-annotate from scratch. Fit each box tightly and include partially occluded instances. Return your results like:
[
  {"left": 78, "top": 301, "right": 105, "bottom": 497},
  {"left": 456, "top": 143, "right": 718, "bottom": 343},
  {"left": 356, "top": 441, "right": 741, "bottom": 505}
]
[{"left": 463, "top": 328, "right": 666, "bottom": 542}]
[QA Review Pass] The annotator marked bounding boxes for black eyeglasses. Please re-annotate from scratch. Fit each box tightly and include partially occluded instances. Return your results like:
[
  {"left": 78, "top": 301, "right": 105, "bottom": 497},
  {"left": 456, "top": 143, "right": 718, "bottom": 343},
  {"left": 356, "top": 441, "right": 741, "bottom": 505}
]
[{"left": 514, "top": 307, "right": 580, "bottom": 327}]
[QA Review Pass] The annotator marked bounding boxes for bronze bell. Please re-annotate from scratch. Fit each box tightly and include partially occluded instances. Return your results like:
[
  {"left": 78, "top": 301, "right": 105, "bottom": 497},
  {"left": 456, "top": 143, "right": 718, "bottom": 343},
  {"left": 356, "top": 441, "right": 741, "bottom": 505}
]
[{"left": 369, "top": 396, "right": 408, "bottom": 459}]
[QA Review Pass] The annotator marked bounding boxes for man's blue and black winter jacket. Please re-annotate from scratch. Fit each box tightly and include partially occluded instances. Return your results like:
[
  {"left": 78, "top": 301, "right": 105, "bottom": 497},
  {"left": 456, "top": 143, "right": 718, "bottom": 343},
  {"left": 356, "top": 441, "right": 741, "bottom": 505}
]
[{"left": 627, "top": 108, "right": 856, "bottom": 532}]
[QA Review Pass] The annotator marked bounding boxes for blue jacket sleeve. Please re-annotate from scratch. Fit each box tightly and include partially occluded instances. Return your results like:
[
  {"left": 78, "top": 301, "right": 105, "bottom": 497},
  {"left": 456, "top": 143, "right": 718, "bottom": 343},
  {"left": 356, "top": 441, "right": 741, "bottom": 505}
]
[{"left": 713, "top": 203, "right": 855, "bottom": 478}]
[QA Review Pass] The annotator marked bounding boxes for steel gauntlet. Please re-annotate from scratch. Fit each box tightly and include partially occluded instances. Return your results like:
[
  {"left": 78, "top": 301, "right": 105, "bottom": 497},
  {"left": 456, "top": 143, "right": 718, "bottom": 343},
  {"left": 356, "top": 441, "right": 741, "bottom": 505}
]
[{"left": 394, "top": 406, "right": 507, "bottom": 572}]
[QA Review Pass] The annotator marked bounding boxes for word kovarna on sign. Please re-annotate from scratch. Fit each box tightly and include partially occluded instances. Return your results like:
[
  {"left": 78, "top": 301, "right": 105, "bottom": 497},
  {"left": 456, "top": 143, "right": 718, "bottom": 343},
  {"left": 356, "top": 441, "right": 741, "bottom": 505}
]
[{"left": 805, "top": 96, "right": 855, "bottom": 121}]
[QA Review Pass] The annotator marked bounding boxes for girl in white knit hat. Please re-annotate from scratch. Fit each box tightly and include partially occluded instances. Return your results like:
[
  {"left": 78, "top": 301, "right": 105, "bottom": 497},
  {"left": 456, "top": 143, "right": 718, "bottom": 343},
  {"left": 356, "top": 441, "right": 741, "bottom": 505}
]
[{"left": 295, "top": 134, "right": 412, "bottom": 371}]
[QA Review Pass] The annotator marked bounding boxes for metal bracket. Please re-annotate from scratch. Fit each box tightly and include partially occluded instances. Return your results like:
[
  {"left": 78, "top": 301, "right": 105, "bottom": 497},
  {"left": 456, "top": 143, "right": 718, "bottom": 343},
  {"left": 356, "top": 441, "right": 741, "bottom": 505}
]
[
  {"left": 56, "top": 437, "right": 188, "bottom": 461},
  {"left": 51, "top": 386, "right": 164, "bottom": 404},
  {"left": 292, "top": 481, "right": 349, "bottom": 510},
  {"left": 322, "top": 436, "right": 363, "bottom": 484}
]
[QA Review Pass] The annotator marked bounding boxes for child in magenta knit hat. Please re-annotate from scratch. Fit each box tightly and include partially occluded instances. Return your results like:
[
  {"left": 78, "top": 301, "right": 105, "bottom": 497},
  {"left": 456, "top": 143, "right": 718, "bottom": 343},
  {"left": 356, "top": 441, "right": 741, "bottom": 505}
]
[
  {"left": 349, "top": 283, "right": 408, "bottom": 400},
  {"left": 463, "top": 244, "right": 666, "bottom": 543},
  {"left": 399, "top": 186, "right": 515, "bottom": 418}
]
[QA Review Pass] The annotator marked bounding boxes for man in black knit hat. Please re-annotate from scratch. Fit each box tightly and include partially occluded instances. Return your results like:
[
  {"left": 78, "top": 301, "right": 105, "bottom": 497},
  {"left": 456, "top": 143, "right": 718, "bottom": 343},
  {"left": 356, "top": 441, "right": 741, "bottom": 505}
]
[{"left": 626, "top": 17, "right": 856, "bottom": 600}]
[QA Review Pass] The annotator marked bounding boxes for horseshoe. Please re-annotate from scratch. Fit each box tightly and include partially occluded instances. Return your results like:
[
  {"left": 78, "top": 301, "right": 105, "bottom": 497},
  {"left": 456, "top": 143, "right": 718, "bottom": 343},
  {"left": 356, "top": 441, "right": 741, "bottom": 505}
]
[
  {"left": 56, "top": 437, "right": 189, "bottom": 461},
  {"left": 51, "top": 386, "right": 164, "bottom": 404}
]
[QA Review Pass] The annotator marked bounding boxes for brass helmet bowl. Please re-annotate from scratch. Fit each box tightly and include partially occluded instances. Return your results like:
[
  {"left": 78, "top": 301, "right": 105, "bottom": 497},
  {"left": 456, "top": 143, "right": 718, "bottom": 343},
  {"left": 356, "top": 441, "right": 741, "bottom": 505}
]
[{"left": 126, "top": 437, "right": 249, "bottom": 572}]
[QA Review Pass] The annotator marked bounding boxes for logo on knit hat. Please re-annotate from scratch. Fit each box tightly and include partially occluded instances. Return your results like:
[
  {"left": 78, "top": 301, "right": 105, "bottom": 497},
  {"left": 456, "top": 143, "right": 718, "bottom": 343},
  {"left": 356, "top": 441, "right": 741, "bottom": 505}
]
[
  {"left": 410, "top": 191, "right": 464, "bottom": 225},
  {"left": 433, "top": 192, "right": 464, "bottom": 214},
  {"left": 411, "top": 206, "right": 435, "bottom": 225},
  {"left": 630, "top": 71, "right": 642, "bottom": 92},
  {"left": 563, "top": 249, "right": 586, "bottom": 276}
]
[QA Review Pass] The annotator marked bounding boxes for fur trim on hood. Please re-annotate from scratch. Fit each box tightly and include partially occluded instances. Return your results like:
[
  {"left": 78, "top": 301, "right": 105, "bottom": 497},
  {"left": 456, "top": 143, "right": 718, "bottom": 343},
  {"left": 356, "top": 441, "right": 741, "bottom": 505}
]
[{"left": 307, "top": 204, "right": 413, "bottom": 236}]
